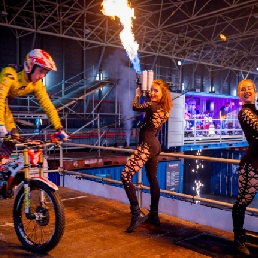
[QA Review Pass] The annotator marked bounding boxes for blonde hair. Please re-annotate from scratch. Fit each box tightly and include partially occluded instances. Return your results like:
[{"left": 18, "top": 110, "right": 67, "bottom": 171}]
[
  {"left": 152, "top": 79, "right": 172, "bottom": 113},
  {"left": 237, "top": 79, "right": 256, "bottom": 97}
]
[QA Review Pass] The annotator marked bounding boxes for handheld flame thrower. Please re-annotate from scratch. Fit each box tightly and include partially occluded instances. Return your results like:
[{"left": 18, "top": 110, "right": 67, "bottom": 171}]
[
  {"left": 136, "top": 71, "right": 194, "bottom": 101},
  {"left": 136, "top": 70, "right": 154, "bottom": 98}
]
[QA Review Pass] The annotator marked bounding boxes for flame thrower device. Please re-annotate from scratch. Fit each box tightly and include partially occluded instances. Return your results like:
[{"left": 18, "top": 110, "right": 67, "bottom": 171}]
[{"left": 136, "top": 70, "right": 154, "bottom": 97}]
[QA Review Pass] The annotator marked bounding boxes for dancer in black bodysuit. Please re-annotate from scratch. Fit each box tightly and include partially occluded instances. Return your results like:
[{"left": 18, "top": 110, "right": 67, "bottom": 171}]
[
  {"left": 121, "top": 79, "right": 172, "bottom": 233},
  {"left": 232, "top": 79, "right": 258, "bottom": 255}
]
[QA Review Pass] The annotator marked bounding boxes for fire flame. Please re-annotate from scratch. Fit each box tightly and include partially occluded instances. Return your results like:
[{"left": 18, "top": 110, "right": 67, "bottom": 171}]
[{"left": 101, "top": 0, "right": 141, "bottom": 73}]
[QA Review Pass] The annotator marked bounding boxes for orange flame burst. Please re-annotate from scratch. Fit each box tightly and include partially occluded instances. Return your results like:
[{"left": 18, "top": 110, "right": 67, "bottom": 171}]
[{"left": 101, "top": 0, "right": 141, "bottom": 72}]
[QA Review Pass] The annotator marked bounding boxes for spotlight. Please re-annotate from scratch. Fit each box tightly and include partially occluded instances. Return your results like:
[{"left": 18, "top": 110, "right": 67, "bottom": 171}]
[{"left": 220, "top": 33, "right": 227, "bottom": 41}]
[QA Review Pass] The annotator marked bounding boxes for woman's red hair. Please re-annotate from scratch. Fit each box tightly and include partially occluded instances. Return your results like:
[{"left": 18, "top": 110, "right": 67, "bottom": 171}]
[{"left": 152, "top": 79, "right": 173, "bottom": 113}]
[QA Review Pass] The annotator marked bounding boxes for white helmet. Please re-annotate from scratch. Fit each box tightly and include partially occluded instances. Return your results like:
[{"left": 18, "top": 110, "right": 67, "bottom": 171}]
[{"left": 24, "top": 49, "right": 57, "bottom": 73}]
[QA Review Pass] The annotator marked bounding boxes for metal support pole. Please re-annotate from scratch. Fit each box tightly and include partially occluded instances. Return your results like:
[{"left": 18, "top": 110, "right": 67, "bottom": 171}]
[
  {"left": 226, "top": 151, "right": 229, "bottom": 196},
  {"left": 97, "top": 113, "right": 100, "bottom": 157},
  {"left": 59, "top": 144, "right": 64, "bottom": 187},
  {"left": 27, "top": 96, "right": 30, "bottom": 112},
  {"left": 230, "top": 152, "right": 233, "bottom": 196},
  {"left": 65, "top": 114, "right": 68, "bottom": 153},
  {"left": 219, "top": 151, "right": 222, "bottom": 194},
  {"left": 44, "top": 129, "right": 47, "bottom": 143}
]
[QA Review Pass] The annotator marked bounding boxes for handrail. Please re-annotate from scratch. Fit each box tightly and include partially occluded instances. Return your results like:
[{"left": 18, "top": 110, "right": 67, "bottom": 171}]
[
  {"left": 25, "top": 141, "right": 257, "bottom": 214},
  {"left": 63, "top": 169, "right": 258, "bottom": 215},
  {"left": 62, "top": 142, "right": 240, "bottom": 164}
]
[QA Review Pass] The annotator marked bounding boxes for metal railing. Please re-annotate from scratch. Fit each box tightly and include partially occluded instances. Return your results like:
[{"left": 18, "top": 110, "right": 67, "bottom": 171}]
[
  {"left": 184, "top": 118, "right": 245, "bottom": 145},
  {"left": 12, "top": 140, "right": 256, "bottom": 214},
  {"left": 59, "top": 142, "right": 258, "bottom": 215}
]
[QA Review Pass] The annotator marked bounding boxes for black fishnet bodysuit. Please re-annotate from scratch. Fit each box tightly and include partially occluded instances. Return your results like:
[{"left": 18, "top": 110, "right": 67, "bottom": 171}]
[
  {"left": 121, "top": 96, "right": 170, "bottom": 207},
  {"left": 236, "top": 104, "right": 258, "bottom": 206}
]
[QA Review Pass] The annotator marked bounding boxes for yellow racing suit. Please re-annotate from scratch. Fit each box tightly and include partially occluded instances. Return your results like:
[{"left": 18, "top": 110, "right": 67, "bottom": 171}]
[{"left": 0, "top": 66, "right": 62, "bottom": 132}]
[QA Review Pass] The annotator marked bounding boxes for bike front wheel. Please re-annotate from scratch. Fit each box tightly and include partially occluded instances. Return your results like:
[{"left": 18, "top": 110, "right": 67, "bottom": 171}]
[{"left": 13, "top": 180, "right": 65, "bottom": 253}]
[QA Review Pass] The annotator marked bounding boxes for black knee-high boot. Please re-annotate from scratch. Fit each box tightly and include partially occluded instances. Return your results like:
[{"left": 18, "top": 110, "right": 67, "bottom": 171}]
[
  {"left": 145, "top": 205, "right": 160, "bottom": 226},
  {"left": 126, "top": 205, "right": 147, "bottom": 233},
  {"left": 232, "top": 203, "right": 250, "bottom": 255}
]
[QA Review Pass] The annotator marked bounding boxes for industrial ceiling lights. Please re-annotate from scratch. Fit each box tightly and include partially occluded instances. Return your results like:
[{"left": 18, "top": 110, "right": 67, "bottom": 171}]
[{"left": 220, "top": 33, "right": 227, "bottom": 41}]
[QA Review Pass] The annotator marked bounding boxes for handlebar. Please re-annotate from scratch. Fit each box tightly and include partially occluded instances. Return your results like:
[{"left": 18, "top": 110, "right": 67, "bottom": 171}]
[
  {"left": 0, "top": 135, "right": 63, "bottom": 153},
  {"left": 3, "top": 134, "right": 63, "bottom": 144},
  {"left": 16, "top": 139, "right": 63, "bottom": 148}
]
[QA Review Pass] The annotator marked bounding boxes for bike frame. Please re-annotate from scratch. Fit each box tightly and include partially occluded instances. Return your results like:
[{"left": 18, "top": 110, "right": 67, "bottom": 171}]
[
  {"left": 0, "top": 138, "right": 66, "bottom": 253},
  {"left": 2, "top": 141, "right": 58, "bottom": 218},
  {"left": 24, "top": 142, "right": 59, "bottom": 218}
]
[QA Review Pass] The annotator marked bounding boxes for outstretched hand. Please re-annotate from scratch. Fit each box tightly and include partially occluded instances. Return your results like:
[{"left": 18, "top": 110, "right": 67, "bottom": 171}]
[
  {"left": 0, "top": 125, "right": 9, "bottom": 139},
  {"left": 0, "top": 126, "right": 21, "bottom": 143},
  {"left": 136, "top": 87, "right": 142, "bottom": 97},
  {"left": 51, "top": 129, "right": 69, "bottom": 143}
]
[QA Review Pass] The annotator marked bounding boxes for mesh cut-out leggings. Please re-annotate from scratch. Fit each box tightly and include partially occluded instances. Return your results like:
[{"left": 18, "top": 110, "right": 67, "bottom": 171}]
[
  {"left": 121, "top": 143, "right": 160, "bottom": 208},
  {"left": 236, "top": 163, "right": 258, "bottom": 206}
]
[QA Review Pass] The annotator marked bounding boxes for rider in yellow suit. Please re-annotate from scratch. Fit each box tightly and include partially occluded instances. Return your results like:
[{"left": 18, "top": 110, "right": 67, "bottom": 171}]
[{"left": 0, "top": 49, "right": 68, "bottom": 139}]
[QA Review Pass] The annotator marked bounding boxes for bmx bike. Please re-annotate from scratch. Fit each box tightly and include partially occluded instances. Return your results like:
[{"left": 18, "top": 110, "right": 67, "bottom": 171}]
[{"left": 0, "top": 138, "right": 65, "bottom": 253}]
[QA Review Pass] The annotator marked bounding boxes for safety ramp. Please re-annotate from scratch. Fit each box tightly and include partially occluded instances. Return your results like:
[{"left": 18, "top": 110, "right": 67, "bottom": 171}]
[{"left": 35, "top": 80, "right": 114, "bottom": 112}]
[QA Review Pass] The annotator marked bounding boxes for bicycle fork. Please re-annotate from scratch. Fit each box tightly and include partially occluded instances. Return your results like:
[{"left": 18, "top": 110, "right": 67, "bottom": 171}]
[{"left": 24, "top": 144, "right": 44, "bottom": 220}]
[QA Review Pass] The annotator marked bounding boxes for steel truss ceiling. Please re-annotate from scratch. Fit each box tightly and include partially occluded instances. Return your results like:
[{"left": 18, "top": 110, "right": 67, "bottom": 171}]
[{"left": 1, "top": 0, "right": 258, "bottom": 74}]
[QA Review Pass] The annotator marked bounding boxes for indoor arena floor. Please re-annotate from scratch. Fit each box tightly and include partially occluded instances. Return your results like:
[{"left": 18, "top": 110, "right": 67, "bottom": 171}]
[{"left": 1, "top": 187, "right": 258, "bottom": 258}]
